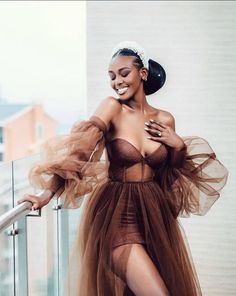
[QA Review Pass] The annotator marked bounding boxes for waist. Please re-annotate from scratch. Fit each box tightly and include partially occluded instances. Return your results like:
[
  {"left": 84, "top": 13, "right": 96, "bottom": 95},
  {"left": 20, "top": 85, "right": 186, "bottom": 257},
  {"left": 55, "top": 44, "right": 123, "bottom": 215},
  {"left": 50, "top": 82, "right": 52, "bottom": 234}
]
[
  {"left": 108, "top": 177, "right": 155, "bottom": 183},
  {"left": 108, "top": 162, "right": 155, "bottom": 182}
]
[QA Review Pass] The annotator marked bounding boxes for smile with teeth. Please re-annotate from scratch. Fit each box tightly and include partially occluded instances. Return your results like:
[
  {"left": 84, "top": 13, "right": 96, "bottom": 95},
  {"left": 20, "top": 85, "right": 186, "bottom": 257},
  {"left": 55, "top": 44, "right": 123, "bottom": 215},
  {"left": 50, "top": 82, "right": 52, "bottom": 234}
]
[{"left": 117, "top": 86, "right": 129, "bottom": 95}]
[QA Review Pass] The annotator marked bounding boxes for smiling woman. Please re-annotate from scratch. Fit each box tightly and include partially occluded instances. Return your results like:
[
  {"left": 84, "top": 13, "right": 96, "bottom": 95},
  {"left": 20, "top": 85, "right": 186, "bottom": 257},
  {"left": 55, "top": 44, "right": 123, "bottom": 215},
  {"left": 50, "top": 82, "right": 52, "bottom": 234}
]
[
  {"left": 19, "top": 41, "right": 229, "bottom": 296},
  {"left": 108, "top": 46, "right": 166, "bottom": 98}
]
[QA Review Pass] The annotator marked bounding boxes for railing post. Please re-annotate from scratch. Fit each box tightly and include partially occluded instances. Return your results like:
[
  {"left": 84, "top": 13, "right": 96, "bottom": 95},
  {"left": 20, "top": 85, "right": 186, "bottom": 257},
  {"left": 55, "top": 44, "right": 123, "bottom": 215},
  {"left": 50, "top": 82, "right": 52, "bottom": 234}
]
[
  {"left": 58, "top": 203, "right": 69, "bottom": 296},
  {"left": 16, "top": 217, "right": 28, "bottom": 296}
]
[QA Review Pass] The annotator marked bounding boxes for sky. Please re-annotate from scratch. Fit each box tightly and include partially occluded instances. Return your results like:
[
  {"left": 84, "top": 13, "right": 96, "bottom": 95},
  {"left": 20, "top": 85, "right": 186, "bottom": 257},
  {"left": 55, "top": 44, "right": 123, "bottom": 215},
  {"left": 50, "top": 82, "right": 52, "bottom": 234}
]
[{"left": 0, "top": 1, "right": 86, "bottom": 126}]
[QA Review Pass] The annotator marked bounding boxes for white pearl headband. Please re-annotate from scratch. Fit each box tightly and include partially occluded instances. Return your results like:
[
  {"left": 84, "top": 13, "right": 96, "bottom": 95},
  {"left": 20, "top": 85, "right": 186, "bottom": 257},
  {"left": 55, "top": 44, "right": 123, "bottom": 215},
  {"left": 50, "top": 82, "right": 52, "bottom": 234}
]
[{"left": 111, "top": 41, "right": 149, "bottom": 70}]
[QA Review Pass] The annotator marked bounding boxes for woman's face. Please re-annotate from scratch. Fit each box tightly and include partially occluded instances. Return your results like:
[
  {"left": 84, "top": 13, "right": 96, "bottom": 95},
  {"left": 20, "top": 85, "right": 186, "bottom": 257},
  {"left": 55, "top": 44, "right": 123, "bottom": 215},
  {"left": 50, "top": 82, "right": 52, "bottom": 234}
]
[{"left": 108, "top": 55, "right": 146, "bottom": 99}]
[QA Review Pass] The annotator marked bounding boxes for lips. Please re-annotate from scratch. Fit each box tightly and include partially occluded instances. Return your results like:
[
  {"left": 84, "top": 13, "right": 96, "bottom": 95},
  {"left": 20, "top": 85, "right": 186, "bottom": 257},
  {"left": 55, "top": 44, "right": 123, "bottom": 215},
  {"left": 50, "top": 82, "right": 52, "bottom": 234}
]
[{"left": 116, "top": 86, "right": 128, "bottom": 95}]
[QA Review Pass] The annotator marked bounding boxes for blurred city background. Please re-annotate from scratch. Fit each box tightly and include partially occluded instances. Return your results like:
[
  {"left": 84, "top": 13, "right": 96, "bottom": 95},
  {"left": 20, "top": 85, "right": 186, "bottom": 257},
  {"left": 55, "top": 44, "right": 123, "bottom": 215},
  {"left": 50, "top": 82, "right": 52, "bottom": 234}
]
[{"left": 0, "top": 1, "right": 235, "bottom": 296}]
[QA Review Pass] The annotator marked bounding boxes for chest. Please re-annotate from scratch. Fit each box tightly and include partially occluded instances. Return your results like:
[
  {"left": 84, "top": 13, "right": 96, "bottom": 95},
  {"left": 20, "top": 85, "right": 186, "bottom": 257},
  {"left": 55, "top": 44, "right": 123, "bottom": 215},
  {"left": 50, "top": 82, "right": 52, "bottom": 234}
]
[{"left": 106, "top": 113, "right": 163, "bottom": 158}]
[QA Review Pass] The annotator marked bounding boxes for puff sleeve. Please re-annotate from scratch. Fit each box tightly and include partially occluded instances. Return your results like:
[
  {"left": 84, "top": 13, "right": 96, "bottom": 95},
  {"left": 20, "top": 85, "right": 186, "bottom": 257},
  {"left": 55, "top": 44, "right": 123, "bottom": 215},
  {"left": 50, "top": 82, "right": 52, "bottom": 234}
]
[
  {"left": 154, "top": 136, "right": 229, "bottom": 218},
  {"left": 28, "top": 115, "right": 109, "bottom": 209}
]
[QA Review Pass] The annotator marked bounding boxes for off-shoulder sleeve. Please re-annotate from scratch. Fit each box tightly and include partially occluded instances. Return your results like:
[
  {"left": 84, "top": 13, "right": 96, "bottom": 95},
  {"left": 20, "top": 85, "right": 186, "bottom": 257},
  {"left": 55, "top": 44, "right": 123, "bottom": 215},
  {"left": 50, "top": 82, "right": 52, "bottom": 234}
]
[
  {"left": 154, "top": 136, "right": 229, "bottom": 218},
  {"left": 28, "top": 115, "right": 109, "bottom": 209}
]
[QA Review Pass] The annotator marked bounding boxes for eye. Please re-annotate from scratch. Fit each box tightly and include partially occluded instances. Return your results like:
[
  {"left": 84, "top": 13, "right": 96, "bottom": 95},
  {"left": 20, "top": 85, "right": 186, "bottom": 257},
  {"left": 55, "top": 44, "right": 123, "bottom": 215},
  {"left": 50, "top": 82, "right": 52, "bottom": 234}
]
[
  {"left": 121, "top": 71, "right": 130, "bottom": 77},
  {"left": 109, "top": 74, "right": 115, "bottom": 80}
]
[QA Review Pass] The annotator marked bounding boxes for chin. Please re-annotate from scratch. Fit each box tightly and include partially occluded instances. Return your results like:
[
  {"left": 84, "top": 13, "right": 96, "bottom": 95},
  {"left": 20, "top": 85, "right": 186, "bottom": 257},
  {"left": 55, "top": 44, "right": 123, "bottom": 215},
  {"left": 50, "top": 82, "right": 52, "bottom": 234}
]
[{"left": 118, "top": 92, "right": 133, "bottom": 100}]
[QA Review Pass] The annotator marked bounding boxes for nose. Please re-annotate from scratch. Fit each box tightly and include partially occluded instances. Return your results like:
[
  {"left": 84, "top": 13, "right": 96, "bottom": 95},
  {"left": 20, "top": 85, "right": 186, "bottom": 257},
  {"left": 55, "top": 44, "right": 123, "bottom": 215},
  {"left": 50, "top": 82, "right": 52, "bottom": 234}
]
[{"left": 115, "top": 75, "right": 124, "bottom": 87}]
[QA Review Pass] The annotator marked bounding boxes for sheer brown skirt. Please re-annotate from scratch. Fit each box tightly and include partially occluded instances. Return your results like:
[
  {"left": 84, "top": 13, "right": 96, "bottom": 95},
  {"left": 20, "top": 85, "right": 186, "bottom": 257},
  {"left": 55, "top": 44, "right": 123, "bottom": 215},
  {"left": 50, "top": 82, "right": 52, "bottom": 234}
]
[{"left": 64, "top": 179, "right": 202, "bottom": 296}]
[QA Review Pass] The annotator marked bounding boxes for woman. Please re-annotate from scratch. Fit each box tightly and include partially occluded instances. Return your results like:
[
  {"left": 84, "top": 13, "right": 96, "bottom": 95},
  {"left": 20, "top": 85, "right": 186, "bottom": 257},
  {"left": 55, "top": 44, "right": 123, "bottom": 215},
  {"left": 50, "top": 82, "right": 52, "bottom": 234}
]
[{"left": 18, "top": 41, "right": 229, "bottom": 296}]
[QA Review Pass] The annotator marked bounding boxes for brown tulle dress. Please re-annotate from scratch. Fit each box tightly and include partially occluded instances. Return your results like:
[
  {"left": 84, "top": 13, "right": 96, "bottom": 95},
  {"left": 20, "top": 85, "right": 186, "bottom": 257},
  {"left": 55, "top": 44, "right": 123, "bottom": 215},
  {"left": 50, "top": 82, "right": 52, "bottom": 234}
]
[{"left": 28, "top": 115, "right": 229, "bottom": 296}]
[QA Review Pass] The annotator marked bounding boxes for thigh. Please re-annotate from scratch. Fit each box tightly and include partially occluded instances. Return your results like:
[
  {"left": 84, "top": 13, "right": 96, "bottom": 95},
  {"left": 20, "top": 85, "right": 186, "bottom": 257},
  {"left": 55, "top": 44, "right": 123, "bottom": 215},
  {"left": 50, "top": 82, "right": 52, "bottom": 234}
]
[{"left": 112, "top": 243, "right": 170, "bottom": 296}]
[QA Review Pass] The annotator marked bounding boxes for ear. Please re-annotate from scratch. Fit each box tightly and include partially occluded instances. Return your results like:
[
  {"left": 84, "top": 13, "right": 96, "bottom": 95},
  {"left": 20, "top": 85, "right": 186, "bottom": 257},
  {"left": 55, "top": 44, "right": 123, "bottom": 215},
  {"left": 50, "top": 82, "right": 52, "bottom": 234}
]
[{"left": 139, "top": 67, "right": 148, "bottom": 81}]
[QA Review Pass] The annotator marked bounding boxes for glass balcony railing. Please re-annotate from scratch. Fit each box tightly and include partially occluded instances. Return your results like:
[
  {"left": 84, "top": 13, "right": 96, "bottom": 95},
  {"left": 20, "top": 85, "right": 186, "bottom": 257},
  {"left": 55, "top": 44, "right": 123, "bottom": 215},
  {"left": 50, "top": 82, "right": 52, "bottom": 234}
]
[{"left": 0, "top": 154, "right": 83, "bottom": 296}]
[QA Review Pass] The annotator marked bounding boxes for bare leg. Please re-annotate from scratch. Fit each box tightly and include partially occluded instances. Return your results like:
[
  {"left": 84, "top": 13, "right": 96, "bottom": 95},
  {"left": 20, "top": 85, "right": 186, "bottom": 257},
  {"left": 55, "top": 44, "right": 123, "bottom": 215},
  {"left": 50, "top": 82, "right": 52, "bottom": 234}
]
[{"left": 112, "top": 243, "right": 170, "bottom": 296}]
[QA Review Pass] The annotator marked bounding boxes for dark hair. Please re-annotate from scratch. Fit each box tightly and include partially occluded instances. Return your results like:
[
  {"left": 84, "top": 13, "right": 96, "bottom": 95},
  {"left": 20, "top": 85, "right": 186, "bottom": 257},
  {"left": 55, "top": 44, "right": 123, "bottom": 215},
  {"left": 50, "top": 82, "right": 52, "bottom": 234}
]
[{"left": 111, "top": 48, "right": 166, "bottom": 95}]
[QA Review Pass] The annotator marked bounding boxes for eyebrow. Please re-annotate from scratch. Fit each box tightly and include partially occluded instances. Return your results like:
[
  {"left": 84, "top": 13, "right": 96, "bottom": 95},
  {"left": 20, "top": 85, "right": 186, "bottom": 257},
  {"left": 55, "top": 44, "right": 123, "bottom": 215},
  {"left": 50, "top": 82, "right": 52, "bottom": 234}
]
[{"left": 108, "top": 67, "right": 131, "bottom": 73}]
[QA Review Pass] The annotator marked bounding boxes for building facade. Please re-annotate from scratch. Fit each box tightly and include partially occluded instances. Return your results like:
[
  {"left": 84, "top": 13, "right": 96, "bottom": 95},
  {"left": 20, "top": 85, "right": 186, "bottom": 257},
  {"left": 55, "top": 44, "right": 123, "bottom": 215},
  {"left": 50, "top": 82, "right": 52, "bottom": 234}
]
[{"left": 0, "top": 103, "right": 58, "bottom": 162}]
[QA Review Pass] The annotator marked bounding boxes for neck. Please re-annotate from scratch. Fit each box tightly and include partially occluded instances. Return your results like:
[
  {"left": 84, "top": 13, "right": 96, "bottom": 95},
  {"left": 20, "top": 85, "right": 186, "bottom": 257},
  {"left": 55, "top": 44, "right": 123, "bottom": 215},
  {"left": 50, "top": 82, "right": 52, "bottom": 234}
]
[{"left": 126, "top": 88, "right": 150, "bottom": 114}]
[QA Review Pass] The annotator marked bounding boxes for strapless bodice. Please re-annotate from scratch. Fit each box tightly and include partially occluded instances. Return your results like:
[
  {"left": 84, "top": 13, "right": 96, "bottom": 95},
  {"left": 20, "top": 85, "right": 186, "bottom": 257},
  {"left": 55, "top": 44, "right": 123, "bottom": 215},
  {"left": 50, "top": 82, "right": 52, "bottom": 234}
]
[{"left": 106, "top": 138, "right": 168, "bottom": 182}]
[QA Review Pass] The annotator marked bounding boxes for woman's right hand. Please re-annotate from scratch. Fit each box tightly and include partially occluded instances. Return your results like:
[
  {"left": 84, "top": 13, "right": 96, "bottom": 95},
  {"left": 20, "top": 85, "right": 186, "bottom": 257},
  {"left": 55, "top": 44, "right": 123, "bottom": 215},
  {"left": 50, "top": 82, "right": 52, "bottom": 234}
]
[{"left": 17, "top": 190, "right": 54, "bottom": 211}]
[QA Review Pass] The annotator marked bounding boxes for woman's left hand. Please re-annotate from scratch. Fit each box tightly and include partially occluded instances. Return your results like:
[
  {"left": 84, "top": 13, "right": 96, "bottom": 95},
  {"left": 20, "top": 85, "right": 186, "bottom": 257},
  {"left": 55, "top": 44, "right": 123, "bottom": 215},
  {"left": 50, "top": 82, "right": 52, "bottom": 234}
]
[{"left": 144, "top": 119, "right": 185, "bottom": 150}]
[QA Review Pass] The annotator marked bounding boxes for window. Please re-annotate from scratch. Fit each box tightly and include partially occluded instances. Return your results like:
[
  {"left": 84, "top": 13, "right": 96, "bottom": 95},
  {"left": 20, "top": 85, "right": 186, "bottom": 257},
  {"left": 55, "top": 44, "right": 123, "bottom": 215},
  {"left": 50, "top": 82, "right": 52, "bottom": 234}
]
[
  {"left": 0, "top": 152, "right": 3, "bottom": 161},
  {"left": 36, "top": 123, "right": 44, "bottom": 140},
  {"left": 0, "top": 127, "right": 3, "bottom": 144}
]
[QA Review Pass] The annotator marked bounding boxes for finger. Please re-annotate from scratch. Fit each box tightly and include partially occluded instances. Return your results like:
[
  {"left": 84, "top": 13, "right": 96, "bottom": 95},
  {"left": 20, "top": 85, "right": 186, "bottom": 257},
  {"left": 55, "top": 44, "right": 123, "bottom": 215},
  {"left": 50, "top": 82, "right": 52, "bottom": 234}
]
[
  {"left": 147, "top": 136, "right": 164, "bottom": 142},
  {"left": 17, "top": 194, "right": 34, "bottom": 204},
  {"left": 18, "top": 195, "right": 40, "bottom": 210},
  {"left": 145, "top": 127, "right": 162, "bottom": 137},
  {"left": 31, "top": 201, "right": 40, "bottom": 211},
  {"left": 149, "top": 120, "right": 167, "bottom": 130},
  {"left": 21, "top": 194, "right": 34, "bottom": 200},
  {"left": 17, "top": 197, "right": 29, "bottom": 204}
]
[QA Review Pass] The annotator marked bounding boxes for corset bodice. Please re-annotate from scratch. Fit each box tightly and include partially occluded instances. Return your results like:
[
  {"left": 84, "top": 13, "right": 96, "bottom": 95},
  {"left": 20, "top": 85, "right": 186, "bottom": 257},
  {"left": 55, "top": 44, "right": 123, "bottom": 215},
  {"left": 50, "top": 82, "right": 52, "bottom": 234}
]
[{"left": 106, "top": 138, "right": 168, "bottom": 182}]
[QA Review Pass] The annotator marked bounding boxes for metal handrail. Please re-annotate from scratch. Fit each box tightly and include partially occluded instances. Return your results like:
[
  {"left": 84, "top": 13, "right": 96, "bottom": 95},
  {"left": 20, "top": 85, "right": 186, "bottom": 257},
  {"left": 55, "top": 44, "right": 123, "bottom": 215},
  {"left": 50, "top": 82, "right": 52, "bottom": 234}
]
[{"left": 0, "top": 201, "right": 33, "bottom": 233}]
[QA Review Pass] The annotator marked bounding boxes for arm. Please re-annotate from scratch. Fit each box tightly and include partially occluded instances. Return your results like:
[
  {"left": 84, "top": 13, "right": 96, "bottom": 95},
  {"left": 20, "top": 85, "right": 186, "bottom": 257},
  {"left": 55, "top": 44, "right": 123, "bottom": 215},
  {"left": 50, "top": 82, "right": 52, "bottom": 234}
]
[
  {"left": 17, "top": 189, "right": 55, "bottom": 210},
  {"left": 25, "top": 96, "right": 122, "bottom": 208},
  {"left": 145, "top": 110, "right": 187, "bottom": 168},
  {"left": 152, "top": 112, "right": 228, "bottom": 218},
  {"left": 48, "top": 96, "right": 121, "bottom": 195},
  {"left": 90, "top": 96, "right": 121, "bottom": 129},
  {"left": 159, "top": 111, "right": 187, "bottom": 167}
]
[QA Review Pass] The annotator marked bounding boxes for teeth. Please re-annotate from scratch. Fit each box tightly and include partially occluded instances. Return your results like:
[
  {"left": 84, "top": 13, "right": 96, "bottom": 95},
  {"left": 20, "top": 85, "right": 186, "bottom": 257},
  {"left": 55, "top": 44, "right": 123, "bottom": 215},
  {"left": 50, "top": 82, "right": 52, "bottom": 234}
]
[{"left": 117, "top": 87, "right": 128, "bottom": 95}]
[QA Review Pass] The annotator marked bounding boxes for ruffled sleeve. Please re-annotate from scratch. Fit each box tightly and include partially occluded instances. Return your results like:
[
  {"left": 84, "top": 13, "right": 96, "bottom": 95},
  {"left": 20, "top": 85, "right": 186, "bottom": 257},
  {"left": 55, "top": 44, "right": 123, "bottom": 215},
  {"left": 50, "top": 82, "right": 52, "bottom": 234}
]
[
  {"left": 28, "top": 115, "right": 109, "bottom": 209},
  {"left": 154, "top": 136, "right": 229, "bottom": 218}
]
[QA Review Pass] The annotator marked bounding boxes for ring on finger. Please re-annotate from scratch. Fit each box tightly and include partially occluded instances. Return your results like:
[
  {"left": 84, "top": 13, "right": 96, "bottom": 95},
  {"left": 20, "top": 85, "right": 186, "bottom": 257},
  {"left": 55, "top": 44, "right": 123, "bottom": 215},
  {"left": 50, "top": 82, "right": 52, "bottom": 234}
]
[{"left": 158, "top": 131, "right": 162, "bottom": 137}]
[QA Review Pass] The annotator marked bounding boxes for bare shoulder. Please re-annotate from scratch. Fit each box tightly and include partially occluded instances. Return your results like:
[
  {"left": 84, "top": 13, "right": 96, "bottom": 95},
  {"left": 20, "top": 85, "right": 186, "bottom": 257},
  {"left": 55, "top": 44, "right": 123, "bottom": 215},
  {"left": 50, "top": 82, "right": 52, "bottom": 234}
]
[
  {"left": 92, "top": 96, "right": 122, "bottom": 127},
  {"left": 154, "top": 108, "right": 175, "bottom": 129},
  {"left": 158, "top": 109, "right": 175, "bottom": 124}
]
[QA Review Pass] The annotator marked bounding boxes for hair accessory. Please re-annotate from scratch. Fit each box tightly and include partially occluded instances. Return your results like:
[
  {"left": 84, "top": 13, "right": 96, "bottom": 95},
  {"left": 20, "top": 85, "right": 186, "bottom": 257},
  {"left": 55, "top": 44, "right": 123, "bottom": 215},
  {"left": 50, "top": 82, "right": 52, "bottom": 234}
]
[{"left": 111, "top": 41, "right": 149, "bottom": 69}]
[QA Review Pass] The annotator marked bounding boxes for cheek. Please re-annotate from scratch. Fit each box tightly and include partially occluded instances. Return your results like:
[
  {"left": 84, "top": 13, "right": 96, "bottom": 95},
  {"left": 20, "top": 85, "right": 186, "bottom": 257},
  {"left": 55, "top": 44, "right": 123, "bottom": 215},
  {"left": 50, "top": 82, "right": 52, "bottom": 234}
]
[
  {"left": 129, "top": 72, "right": 141, "bottom": 85},
  {"left": 129, "top": 76, "right": 141, "bottom": 89},
  {"left": 110, "top": 80, "right": 115, "bottom": 89}
]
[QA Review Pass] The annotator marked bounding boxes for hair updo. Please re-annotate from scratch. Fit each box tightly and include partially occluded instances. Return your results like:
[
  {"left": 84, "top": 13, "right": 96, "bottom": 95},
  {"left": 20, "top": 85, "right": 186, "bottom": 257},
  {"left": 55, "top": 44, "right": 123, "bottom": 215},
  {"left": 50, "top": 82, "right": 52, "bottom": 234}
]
[{"left": 111, "top": 48, "right": 166, "bottom": 95}]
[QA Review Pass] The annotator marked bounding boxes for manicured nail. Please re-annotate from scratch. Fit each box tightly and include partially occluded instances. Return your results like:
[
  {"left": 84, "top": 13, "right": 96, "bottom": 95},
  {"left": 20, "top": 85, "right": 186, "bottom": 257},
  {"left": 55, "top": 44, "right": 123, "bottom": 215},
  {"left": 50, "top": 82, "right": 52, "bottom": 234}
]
[
  {"left": 150, "top": 119, "right": 154, "bottom": 122},
  {"left": 144, "top": 127, "right": 149, "bottom": 130},
  {"left": 145, "top": 122, "right": 149, "bottom": 125},
  {"left": 147, "top": 136, "right": 151, "bottom": 139}
]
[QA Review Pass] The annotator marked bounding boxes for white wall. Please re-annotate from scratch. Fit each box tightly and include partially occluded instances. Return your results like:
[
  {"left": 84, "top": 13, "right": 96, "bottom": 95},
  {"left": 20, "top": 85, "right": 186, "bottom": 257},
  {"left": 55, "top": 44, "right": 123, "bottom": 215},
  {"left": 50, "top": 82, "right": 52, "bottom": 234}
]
[{"left": 87, "top": 2, "right": 236, "bottom": 295}]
